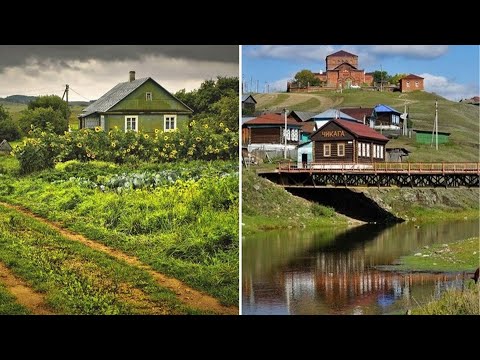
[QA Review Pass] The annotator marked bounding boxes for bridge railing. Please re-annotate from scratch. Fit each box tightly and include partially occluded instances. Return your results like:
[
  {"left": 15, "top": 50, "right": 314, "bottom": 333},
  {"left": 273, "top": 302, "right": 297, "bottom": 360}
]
[{"left": 278, "top": 161, "right": 480, "bottom": 174}]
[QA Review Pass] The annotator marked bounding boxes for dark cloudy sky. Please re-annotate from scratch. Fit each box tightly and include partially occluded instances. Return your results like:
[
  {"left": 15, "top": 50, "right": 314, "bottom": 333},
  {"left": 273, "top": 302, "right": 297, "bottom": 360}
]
[{"left": 0, "top": 45, "right": 239, "bottom": 101}]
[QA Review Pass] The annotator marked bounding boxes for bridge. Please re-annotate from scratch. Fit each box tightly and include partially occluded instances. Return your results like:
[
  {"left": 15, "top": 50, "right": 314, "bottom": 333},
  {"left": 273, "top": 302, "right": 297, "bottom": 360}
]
[{"left": 259, "top": 162, "right": 480, "bottom": 188}]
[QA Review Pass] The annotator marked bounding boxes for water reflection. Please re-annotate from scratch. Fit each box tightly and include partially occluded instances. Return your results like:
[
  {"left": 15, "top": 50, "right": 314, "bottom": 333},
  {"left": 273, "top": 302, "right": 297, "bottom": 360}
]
[{"left": 242, "top": 219, "right": 479, "bottom": 315}]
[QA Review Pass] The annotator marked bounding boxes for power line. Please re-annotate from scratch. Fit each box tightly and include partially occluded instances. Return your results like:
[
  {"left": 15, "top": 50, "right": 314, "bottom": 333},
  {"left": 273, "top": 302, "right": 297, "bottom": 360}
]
[{"left": 69, "top": 87, "right": 90, "bottom": 101}]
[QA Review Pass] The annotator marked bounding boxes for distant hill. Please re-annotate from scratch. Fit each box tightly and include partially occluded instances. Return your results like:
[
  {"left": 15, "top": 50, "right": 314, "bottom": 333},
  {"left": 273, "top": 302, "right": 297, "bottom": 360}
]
[{"left": 1, "top": 95, "right": 37, "bottom": 104}]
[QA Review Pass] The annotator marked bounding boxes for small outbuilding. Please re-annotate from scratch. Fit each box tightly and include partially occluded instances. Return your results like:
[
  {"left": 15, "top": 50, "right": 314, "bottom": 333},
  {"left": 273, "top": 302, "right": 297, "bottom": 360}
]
[
  {"left": 0, "top": 139, "right": 12, "bottom": 154},
  {"left": 413, "top": 129, "right": 451, "bottom": 144},
  {"left": 386, "top": 147, "right": 411, "bottom": 162}
]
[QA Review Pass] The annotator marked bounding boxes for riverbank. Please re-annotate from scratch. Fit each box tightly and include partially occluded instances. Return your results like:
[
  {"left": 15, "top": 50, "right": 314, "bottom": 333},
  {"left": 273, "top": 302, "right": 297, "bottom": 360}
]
[
  {"left": 397, "top": 237, "right": 479, "bottom": 315},
  {"left": 242, "top": 169, "right": 350, "bottom": 234}
]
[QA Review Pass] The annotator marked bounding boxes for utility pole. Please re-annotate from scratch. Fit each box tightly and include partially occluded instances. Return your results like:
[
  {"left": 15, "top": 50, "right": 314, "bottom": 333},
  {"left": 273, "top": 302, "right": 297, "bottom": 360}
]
[
  {"left": 62, "top": 84, "right": 69, "bottom": 128},
  {"left": 256, "top": 80, "right": 259, "bottom": 93},
  {"left": 380, "top": 64, "right": 383, "bottom": 92},
  {"left": 284, "top": 108, "right": 288, "bottom": 159},
  {"left": 431, "top": 99, "right": 438, "bottom": 150}
]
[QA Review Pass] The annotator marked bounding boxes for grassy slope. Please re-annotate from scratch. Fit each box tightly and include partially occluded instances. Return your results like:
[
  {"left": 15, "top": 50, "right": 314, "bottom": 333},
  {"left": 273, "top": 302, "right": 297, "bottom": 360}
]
[
  {"left": 242, "top": 169, "right": 347, "bottom": 233},
  {"left": 254, "top": 90, "right": 479, "bottom": 162},
  {"left": 0, "top": 282, "right": 30, "bottom": 315},
  {"left": 1, "top": 100, "right": 83, "bottom": 129}
]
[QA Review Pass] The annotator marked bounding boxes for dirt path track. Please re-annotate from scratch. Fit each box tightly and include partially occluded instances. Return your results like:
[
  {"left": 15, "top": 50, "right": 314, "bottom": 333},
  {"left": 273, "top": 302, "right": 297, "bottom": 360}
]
[
  {"left": 0, "top": 262, "right": 53, "bottom": 315},
  {"left": 0, "top": 202, "right": 238, "bottom": 315}
]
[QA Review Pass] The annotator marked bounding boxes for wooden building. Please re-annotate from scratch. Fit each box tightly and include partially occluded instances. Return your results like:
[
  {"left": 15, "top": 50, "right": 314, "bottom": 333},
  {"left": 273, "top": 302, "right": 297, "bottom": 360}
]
[
  {"left": 386, "top": 147, "right": 410, "bottom": 162},
  {"left": 242, "top": 94, "right": 257, "bottom": 116},
  {"left": 78, "top": 71, "right": 193, "bottom": 133},
  {"left": 414, "top": 129, "right": 450, "bottom": 144},
  {"left": 310, "top": 119, "right": 389, "bottom": 163},
  {"left": 340, "top": 107, "right": 374, "bottom": 124},
  {"left": 399, "top": 74, "right": 424, "bottom": 92},
  {"left": 242, "top": 113, "right": 302, "bottom": 146}
]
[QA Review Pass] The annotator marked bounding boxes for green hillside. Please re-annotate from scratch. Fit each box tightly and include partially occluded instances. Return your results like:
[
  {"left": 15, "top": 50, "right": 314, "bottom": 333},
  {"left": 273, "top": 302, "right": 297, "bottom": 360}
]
[
  {"left": 1, "top": 100, "right": 84, "bottom": 129},
  {"left": 253, "top": 90, "right": 479, "bottom": 162}
]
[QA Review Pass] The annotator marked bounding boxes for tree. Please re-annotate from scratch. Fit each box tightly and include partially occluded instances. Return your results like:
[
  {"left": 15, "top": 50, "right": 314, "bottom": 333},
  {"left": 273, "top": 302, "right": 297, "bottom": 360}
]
[
  {"left": 210, "top": 95, "right": 239, "bottom": 130},
  {"left": 293, "top": 69, "right": 321, "bottom": 87},
  {"left": 389, "top": 73, "right": 408, "bottom": 85},
  {"left": 28, "top": 95, "right": 71, "bottom": 121},
  {"left": 0, "top": 105, "right": 21, "bottom": 141},
  {"left": 372, "top": 70, "right": 391, "bottom": 84},
  {"left": 19, "top": 107, "right": 68, "bottom": 135}
]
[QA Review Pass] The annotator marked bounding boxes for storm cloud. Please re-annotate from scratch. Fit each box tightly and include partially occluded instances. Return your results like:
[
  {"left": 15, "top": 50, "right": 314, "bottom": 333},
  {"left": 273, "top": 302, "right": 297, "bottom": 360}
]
[{"left": 0, "top": 45, "right": 238, "bottom": 72}]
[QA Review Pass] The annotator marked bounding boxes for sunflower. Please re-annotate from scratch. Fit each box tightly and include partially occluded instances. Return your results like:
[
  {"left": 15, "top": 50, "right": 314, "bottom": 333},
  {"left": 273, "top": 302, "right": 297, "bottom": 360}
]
[
  {"left": 95, "top": 126, "right": 101, "bottom": 132},
  {"left": 203, "top": 124, "right": 209, "bottom": 129},
  {"left": 111, "top": 142, "right": 116, "bottom": 148},
  {"left": 224, "top": 128, "right": 230, "bottom": 133},
  {"left": 164, "top": 135, "right": 169, "bottom": 141},
  {"left": 155, "top": 129, "right": 160, "bottom": 134},
  {"left": 196, "top": 137, "right": 202, "bottom": 142},
  {"left": 77, "top": 143, "right": 82, "bottom": 148},
  {"left": 219, "top": 122, "right": 224, "bottom": 128}
]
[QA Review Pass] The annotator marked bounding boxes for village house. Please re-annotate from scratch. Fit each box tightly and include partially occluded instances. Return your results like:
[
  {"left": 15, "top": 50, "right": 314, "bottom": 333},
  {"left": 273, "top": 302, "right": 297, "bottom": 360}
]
[
  {"left": 309, "top": 119, "right": 389, "bottom": 164},
  {"left": 242, "top": 94, "right": 257, "bottom": 116},
  {"left": 242, "top": 113, "right": 301, "bottom": 151},
  {"left": 78, "top": 71, "right": 193, "bottom": 133},
  {"left": 340, "top": 107, "right": 374, "bottom": 125},
  {"left": 399, "top": 74, "right": 424, "bottom": 92}
]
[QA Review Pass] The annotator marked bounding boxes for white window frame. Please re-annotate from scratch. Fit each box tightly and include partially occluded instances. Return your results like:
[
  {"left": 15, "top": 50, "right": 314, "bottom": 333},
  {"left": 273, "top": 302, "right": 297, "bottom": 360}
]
[
  {"left": 406, "top": 80, "right": 410, "bottom": 88},
  {"left": 324, "top": 144, "right": 331, "bottom": 157},
  {"left": 125, "top": 115, "right": 138, "bottom": 132},
  {"left": 380, "top": 145, "right": 384, "bottom": 159},
  {"left": 337, "top": 143, "right": 345, "bottom": 157},
  {"left": 415, "top": 81, "right": 419, "bottom": 88},
  {"left": 146, "top": 92, "right": 152, "bottom": 101},
  {"left": 362, "top": 143, "right": 366, "bottom": 157},
  {"left": 100, "top": 115, "right": 105, "bottom": 130},
  {"left": 357, "top": 142, "right": 361, "bottom": 157},
  {"left": 366, "top": 143, "right": 370, "bottom": 158},
  {"left": 164, "top": 114, "right": 177, "bottom": 132}
]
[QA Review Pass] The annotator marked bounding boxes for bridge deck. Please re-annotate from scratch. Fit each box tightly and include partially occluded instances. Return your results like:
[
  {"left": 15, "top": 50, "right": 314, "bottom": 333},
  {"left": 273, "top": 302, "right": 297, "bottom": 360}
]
[
  {"left": 276, "top": 162, "right": 480, "bottom": 175},
  {"left": 259, "top": 162, "right": 480, "bottom": 188}
]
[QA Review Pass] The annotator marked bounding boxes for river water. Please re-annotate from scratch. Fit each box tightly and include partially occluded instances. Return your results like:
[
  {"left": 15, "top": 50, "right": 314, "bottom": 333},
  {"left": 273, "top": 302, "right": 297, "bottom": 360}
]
[{"left": 242, "top": 219, "right": 479, "bottom": 315}]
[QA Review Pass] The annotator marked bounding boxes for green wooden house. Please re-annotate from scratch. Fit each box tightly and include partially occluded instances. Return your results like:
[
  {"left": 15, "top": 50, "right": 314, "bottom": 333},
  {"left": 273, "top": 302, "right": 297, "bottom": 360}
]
[{"left": 78, "top": 71, "right": 193, "bottom": 133}]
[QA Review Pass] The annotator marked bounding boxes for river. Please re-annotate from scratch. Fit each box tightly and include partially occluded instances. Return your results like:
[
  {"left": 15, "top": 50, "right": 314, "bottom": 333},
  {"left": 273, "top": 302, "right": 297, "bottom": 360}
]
[{"left": 242, "top": 219, "right": 479, "bottom": 315}]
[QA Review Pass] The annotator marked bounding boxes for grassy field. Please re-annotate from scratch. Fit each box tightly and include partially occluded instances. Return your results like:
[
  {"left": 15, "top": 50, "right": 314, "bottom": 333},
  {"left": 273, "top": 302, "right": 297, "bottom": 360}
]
[
  {"left": 0, "top": 204, "right": 199, "bottom": 314},
  {"left": 253, "top": 90, "right": 479, "bottom": 162},
  {"left": 411, "top": 285, "right": 479, "bottom": 315},
  {"left": 397, "top": 237, "right": 479, "bottom": 272},
  {"left": 0, "top": 156, "right": 239, "bottom": 312}
]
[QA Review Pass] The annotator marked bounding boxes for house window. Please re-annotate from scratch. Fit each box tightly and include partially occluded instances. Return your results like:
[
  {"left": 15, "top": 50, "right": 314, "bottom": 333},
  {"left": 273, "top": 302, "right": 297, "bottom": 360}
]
[
  {"left": 357, "top": 142, "right": 361, "bottom": 157},
  {"left": 374, "top": 144, "right": 378, "bottom": 158},
  {"left": 164, "top": 115, "right": 177, "bottom": 132},
  {"left": 406, "top": 81, "right": 410, "bottom": 88},
  {"left": 366, "top": 143, "right": 370, "bottom": 158},
  {"left": 361, "top": 143, "right": 366, "bottom": 157},
  {"left": 100, "top": 115, "right": 105, "bottom": 130},
  {"left": 125, "top": 116, "right": 138, "bottom": 132},
  {"left": 324, "top": 144, "right": 331, "bottom": 157},
  {"left": 337, "top": 143, "right": 345, "bottom": 157},
  {"left": 415, "top": 81, "right": 419, "bottom": 88},
  {"left": 379, "top": 145, "right": 384, "bottom": 159},
  {"left": 146, "top": 92, "right": 152, "bottom": 101}
]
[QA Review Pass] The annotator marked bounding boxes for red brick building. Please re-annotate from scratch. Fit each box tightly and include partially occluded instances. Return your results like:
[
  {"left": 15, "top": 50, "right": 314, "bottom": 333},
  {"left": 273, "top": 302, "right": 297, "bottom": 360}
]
[
  {"left": 399, "top": 74, "right": 424, "bottom": 92},
  {"left": 314, "top": 50, "right": 374, "bottom": 89}
]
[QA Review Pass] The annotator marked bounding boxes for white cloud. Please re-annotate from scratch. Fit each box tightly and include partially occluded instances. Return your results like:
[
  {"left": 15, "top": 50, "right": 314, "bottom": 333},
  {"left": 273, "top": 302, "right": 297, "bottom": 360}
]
[
  {"left": 369, "top": 45, "right": 449, "bottom": 58},
  {"left": 420, "top": 73, "right": 478, "bottom": 101},
  {"left": 246, "top": 45, "right": 336, "bottom": 63},
  {"left": 0, "top": 55, "right": 238, "bottom": 101},
  {"left": 245, "top": 45, "right": 449, "bottom": 65}
]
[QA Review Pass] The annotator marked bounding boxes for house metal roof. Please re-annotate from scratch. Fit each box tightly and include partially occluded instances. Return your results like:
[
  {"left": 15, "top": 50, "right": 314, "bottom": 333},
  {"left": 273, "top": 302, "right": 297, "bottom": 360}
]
[
  {"left": 340, "top": 108, "right": 374, "bottom": 121},
  {"left": 242, "top": 94, "right": 257, "bottom": 103},
  {"left": 374, "top": 104, "right": 401, "bottom": 114},
  {"left": 312, "top": 109, "right": 359, "bottom": 122},
  {"left": 79, "top": 77, "right": 193, "bottom": 118},
  {"left": 289, "top": 111, "right": 318, "bottom": 122},
  {"left": 244, "top": 113, "right": 301, "bottom": 126},
  {"left": 311, "top": 119, "right": 389, "bottom": 142}
]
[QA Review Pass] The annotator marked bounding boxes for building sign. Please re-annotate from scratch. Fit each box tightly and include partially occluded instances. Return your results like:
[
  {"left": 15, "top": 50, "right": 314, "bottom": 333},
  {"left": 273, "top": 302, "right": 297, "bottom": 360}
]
[{"left": 321, "top": 130, "right": 345, "bottom": 138}]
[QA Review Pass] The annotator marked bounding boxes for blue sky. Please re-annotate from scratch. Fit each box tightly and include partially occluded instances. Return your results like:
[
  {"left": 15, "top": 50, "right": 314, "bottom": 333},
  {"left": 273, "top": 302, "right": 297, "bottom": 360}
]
[{"left": 242, "top": 45, "right": 479, "bottom": 101}]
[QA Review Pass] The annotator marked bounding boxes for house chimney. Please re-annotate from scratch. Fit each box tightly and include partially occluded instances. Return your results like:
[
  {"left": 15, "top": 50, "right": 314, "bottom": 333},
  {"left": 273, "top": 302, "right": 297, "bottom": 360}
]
[{"left": 129, "top": 71, "right": 135, "bottom": 82}]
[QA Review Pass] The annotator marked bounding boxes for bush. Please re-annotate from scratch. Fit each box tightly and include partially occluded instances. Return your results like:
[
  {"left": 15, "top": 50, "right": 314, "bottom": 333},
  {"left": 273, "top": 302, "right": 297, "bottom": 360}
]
[
  {"left": 0, "top": 105, "right": 21, "bottom": 141},
  {"left": 19, "top": 108, "right": 68, "bottom": 135},
  {"left": 311, "top": 203, "right": 336, "bottom": 217},
  {"left": 14, "top": 120, "right": 238, "bottom": 174}
]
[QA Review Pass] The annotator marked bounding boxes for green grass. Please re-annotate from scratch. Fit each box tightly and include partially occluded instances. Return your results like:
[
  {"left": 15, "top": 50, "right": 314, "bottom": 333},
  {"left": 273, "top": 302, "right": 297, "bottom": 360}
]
[
  {"left": 397, "top": 237, "right": 479, "bottom": 272},
  {"left": 412, "top": 285, "right": 479, "bottom": 315},
  {"left": 0, "top": 204, "right": 200, "bottom": 314},
  {"left": 0, "top": 283, "right": 30, "bottom": 315},
  {"left": 0, "top": 154, "right": 20, "bottom": 175},
  {"left": 242, "top": 169, "right": 347, "bottom": 234},
  {"left": 254, "top": 90, "right": 479, "bottom": 162},
  {"left": 0, "top": 160, "right": 239, "bottom": 306}
]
